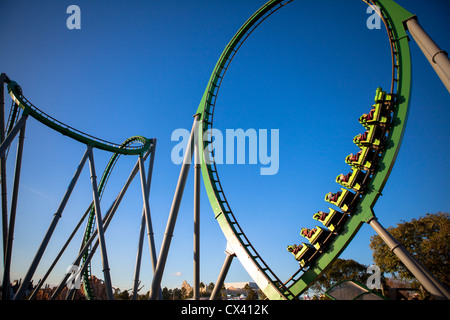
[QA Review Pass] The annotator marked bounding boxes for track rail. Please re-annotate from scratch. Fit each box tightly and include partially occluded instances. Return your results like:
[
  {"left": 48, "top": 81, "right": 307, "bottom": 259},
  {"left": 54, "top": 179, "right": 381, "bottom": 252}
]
[
  {"left": 196, "top": 0, "right": 413, "bottom": 299},
  {"left": 6, "top": 80, "right": 151, "bottom": 155}
]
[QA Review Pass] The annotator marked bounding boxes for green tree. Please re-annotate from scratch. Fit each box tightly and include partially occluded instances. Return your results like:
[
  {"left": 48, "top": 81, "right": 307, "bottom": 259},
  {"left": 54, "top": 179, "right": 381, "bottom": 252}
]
[
  {"left": 115, "top": 289, "right": 130, "bottom": 300},
  {"left": 310, "top": 258, "right": 369, "bottom": 296},
  {"left": 181, "top": 287, "right": 187, "bottom": 300},
  {"left": 172, "top": 288, "right": 182, "bottom": 300},
  {"left": 139, "top": 291, "right": 150, "bottom": 300},
  {"left": 207, "top": 282, "right": 215, "bottom": 294},
  {"left": 370, "top": 212, "right": 449, "bottom": 288},
  {"left": 220, "top": 284, "right": 227, "bottom": 300},
  {"left": 244, "top": 283, "right": 258, "bottom": 300},
  {"left": 162, "top": 287, "right": 172, "bottom": 300}
]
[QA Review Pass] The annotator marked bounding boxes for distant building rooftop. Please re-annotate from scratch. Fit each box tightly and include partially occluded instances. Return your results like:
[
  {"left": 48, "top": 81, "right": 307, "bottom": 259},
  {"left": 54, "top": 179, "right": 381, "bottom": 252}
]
[{"left": 224, "top": 282, "right": 258, "bottom": 290}]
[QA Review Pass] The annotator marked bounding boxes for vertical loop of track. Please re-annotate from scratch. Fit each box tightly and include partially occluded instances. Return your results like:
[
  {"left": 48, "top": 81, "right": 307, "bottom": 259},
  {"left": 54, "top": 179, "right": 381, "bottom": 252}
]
[{"left": 196, "top": 0, "right": 412, "bottom": 299}]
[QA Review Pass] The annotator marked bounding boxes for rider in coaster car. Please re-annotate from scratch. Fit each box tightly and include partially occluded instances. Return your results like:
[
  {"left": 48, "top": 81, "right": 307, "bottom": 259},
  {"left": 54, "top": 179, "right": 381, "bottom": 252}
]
[
  {"left": 360, "top": 108, "right": 375, "bottom": 122},
  {"left": 348, "top": 150, "right": 362, "bottom": 162},
  {"left": 287, "top": 244, "right": 302, "bottom": 255},
  {"left": 338, "top": 172, "right": 351, "bottom": 183},
  {"left": 314, "top": 211, "right": 328, "bottom": 221},
  {"left": 326, "top": 191, "right": 341, "bottom": 202},
  {"left": 355, "top": 131, "right": 368, "bottom": 142},
  {"left": 301, "top": 228, "right": 316, "bottom": 238}
]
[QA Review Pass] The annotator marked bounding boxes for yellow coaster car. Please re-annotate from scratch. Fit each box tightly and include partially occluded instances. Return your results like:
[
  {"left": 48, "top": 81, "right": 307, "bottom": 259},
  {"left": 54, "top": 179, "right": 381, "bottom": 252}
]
[
  {"left": 313, "top": 209, "right": 348, "bottom": 232},
  {"left": 345, "top": 146, "right": 377, "bottom": 171},
  {"left": 336, "top": 168, "right": 368, "bottom": 192},
  {"left": 325, "top": 188, "right": 356, "bottom": 212},
  {"left": 287, "top": 243, "right": 317, "bottom": 268},
  {"left": 300, "top": 226, "right": 332, "bottom": 250}
]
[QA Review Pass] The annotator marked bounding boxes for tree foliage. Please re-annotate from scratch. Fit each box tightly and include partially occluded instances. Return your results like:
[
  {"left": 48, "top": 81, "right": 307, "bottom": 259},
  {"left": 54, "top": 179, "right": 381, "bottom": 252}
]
[
  {"left": 369, "top": 212, "right": 449, "bottom": 287},
  {"left": 114, "top": 289, "right": 130, "bottom": 300},
  {"left": 244, "top": 283, "right": 258, "bottom": 300},
  {"left": 310, "top": 258, "right": 369, "bottom": 295}
]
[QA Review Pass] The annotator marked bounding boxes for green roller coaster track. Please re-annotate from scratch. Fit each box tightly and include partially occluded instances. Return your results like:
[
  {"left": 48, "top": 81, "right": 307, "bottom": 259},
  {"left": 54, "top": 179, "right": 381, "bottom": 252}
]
[
  {"left": 7, "top": 80, "right": 151, "bottom": 156},
  {"left": 3, "top": 76, "right": 152, "bottom": 300},
  {"left": 195, "top": 0, "right": 412, "bottom": 300}
]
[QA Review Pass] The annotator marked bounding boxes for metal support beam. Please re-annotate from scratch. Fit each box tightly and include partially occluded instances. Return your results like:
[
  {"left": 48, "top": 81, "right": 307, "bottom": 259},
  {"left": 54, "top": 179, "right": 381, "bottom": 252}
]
[
  {"left": 405, "top": 16, "right": 450, "bottom": 93},
  {"left": 28, "top": 203, "right": 93, "bottom": 300},
  {"left": 0, "top": 115, "right": 27, "bottom": 159},
  {"left": 132, "top": 210, "right": 146, "bottom": 300},
  {"left": 52, "top": 148, "right": 151, "bottom": 300},
  {"left": 131, "top": 141, "right": 161, "bottom": 299},
  {"left": 193, "top": 126, "right": 201, "bottom": 300},
  {"left": 13, "top": 146, "right": 91, "bottom": 300},
  {"left": 139, "top": 154, "right": 158, "bottom": 276},
  {"left": 136, "top": 143, "right": 163, "bottom": 300},
  {"left": 149, "top": 117, "right": 198, "bottom": 300},
  {"left": 2, "top": 121, "right": 26, "bottom": 300},
  {"left": 1, "top": 74, "right": 9, "bottom": 262},
  {"left": 210, "top": 244, "right": 235, "bottom": 300},
  {"left": 369, "top": 218, "right": 449, "bottom": 300},
  {"left": 88, "top": 149, "right": 114, "bottom": 300},
  {"left": 62, "top": 205, "right": 117, "bottom": 299}
]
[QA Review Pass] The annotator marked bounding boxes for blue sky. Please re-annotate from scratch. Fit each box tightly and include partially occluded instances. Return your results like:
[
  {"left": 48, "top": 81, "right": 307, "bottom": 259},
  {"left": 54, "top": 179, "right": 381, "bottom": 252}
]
[{"left": 1, "top": 0, "right": 449, "bottom": 295}]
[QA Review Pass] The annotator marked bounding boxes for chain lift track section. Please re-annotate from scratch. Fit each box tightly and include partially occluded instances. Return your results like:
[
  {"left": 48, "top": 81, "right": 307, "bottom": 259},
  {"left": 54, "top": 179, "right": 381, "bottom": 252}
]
[{"left": 195, "top": 0, "right": 412, "bottom": 300}]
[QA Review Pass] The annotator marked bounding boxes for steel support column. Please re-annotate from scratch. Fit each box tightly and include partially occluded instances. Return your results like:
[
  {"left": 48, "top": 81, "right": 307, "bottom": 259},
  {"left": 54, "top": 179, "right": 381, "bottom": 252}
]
[
  {"left": 405, "top": 16, "right": 450, "bottom": 93},
  {"left": 131, "top": 142, "right": 160, "bottom": 299},
  {"left": 88, "top": 149, "right": 114, "bottom": 300},
  {"left": 139, "top": 154, "right": 158, "bottom": 276},
  {"left": 193, "top": 124, "right": 201, "bottom": 300},
  {"left": 2, "top": 121, "right": 26, "bottom": 299},
  {"left": 13, "top": 146, "right": 91, "bottom": 300},
  {"left": 149, "top": 117, "right": 198, "bottom": 300},
  {"left": 132, "top": 211, "right": 146, "bottom": 300},
  {"left": 28, "top": 203, "right": 93, "bottom": 300},
  {"left": 136, "top": 143, "right": 162, "bottom": 299},
  {"left": 210, "top": 244, "right": 236, "bottom": 300},
  {"left": 369, "top": 218, "right": 449, "bottom": 300},
  {"left": 52, "top": 147, "right": 151, "bottom": 300},
  {"left": 1, "top": 73, "right": 8, "bottom": 260},
  {"left": 0, "top": 115, "right": 27, "bottom": 159}
]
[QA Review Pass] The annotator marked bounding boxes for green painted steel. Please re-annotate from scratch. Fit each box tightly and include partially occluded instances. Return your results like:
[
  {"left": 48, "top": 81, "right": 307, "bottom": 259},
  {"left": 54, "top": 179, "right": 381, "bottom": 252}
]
[
  {"left": 7, "top": 80, "right": 151, "bottom": 155},
  {"left": 196, "top": 0, "right": 413, "bottom": 300}
]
